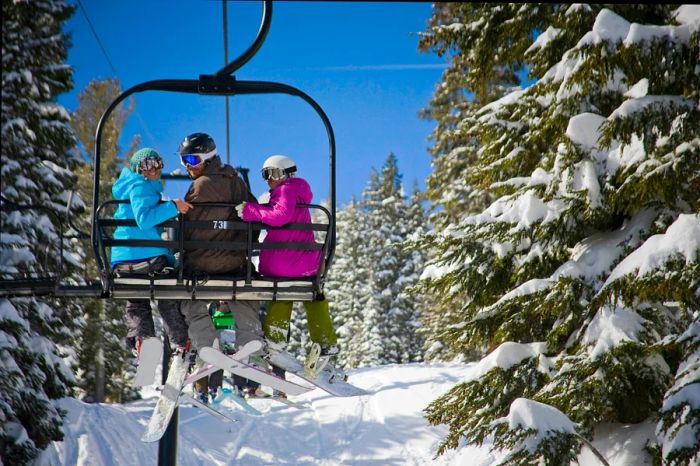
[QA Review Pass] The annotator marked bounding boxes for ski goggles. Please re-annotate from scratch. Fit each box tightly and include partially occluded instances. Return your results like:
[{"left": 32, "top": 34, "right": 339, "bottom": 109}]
[
  {"left": 137, "top": 156, "right": 163, "bottom": 172},
  {"left": 180, "top": 154, "right": 204, "bottom": 166},
  {"left": 180, "top": 148, "right": 217, "bottom": 167},
  {"left": 261, "top": 166, "right": 296, "bottom": 181}
]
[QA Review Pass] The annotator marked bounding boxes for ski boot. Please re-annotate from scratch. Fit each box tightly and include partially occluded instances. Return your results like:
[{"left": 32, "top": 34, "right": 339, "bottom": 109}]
[
  {"left": 208, "top": 387, "right": 222, "bottom": 404},
  {"left": 265, "top": 339, "right": 300, "bottom": 371},
  {"left": 173, "top": 339, "right": 192, "bottom": 356},
  {"left": 230, "top": 385, "right": 244, "bottom": 398},
  {"left": 173, "top": 339, "right": 196, "bottom": 369},
  {"left": 194, "top": 377, "right": 209, "bottom": 404},
  {"left": 242, "top": 385, "right": 269, "bottom": 399},
  {"left": 304, "top": 343, "right": 347, "bottom": 382},
  {"left": 132, "top": 336, "right": 145, "bottom": 358}
]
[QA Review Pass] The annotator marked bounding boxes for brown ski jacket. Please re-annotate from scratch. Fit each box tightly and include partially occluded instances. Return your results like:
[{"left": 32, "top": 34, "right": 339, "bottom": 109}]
[{"left": 183, "top": 156, "right": 257, "bottom": 275}]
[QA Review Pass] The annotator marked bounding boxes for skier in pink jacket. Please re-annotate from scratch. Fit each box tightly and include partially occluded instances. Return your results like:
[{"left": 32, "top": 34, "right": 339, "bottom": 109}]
[
  {"left": 239, "top": 156, "right": 322, "bottom": 277},
  {"left": 238, "top": 155, "right": 345, "bottom": 385}
]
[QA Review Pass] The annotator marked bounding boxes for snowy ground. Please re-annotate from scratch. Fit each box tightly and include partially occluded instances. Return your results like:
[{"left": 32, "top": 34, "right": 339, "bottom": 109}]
[{"left": 35, "top": 362, "right": 653, "bottom": 466}]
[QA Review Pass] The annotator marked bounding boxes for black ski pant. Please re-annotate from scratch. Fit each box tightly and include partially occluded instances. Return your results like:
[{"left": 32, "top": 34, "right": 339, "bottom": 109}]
[{"left": 120, "top": 256, "right": 189, "bottom": 347}]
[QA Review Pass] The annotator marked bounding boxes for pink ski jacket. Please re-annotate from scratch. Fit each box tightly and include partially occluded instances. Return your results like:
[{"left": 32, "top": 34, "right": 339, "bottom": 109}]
[{"left": 241, "top": 177, "right": 322, "bottom": 277}]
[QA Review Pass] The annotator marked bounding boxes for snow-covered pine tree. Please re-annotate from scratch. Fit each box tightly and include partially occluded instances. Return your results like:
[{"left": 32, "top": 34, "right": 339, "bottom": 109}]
[
  {"left": 70, "top": 77, "right": 140, "bottom": 403},
  {"left": 358, "top": 161, "right": 401, "bottom": 366},
  {"left": 420, "top": 4, "right": 699, "bottom": 465},
  {"left": 1, "top": 0, "right": 85, "bottom": 463},
  {"left": 415, "top": 4, "right": 568, "bottom": 362},
  {"left": 399, "top": 182, "right": 427, "bottom": 363},
  {"left": 326, "top": 198, "right": 370, "bottom": 368},
  {"left": 353, "top": 154, "right": 426, "bottom": 367}
]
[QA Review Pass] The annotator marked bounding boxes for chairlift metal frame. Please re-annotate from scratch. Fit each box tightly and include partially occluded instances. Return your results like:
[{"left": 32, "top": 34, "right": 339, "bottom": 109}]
[{"left": 0, "top": 0, "right": 337, "bottom": 303}]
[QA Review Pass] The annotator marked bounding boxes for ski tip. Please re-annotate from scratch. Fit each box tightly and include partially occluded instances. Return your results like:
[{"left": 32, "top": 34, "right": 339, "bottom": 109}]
[
  {"left": 141, "top": 432, "right": 163, "bottom": 443},
  {"left": 245, "top": 339, "right": 264, "bottom": 352}
]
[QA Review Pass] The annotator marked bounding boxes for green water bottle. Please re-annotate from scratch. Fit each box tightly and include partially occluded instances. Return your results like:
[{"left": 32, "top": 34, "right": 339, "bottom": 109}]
[{"left": 209, "top": 301, "right": 236, "bottom": 353}]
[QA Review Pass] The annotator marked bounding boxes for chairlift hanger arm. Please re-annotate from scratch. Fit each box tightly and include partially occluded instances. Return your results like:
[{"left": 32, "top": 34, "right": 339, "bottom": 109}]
[
  {"left": 65, "top": 191, "right": 90, "bottom": 239},
  {"left": 215, "top": 0, "right": 272, "bottom": 77}
]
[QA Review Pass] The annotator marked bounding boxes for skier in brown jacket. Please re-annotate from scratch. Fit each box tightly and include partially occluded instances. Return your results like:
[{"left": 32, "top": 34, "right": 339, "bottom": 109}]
[{"left": 177, "top": 132, "right": 265, "bottom": 402}]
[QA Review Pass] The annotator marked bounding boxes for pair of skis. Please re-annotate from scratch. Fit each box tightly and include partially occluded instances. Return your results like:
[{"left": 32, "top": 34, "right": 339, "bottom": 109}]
[
  {"left": 267, "top": 348, "right": 369, "bottom": 398},
  {"left": 140, "top": 340, "right": 312, "bottom": 442},
  {"left": 214, "top": 380, "right": 309, "bottom": 414},
  {"left": 139, "top": 340, "right": 369, "bottom": 442}
]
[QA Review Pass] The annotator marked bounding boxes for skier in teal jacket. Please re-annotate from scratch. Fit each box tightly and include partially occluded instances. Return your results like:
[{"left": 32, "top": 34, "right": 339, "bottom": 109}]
[
  {"left": 110, "top": 148, "right": 192, "bottom": 355},
  {"left": 111, "top": 151, "right": 189, "bottom": 265}
]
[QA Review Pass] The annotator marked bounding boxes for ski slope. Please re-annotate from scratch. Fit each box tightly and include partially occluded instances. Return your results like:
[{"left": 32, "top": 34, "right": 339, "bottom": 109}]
[{"left": 35, "top": 362, "right": 653, "bottom": 465}]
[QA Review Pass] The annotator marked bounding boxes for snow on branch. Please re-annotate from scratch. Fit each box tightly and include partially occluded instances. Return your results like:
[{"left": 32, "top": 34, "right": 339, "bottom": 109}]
[
  {"left": 580, "top": 305, "right": 647, "bottom": 359},
  {"left": 601, "top": 213, "right": 700, "bottom": 290},
  {"left": 656, "top": 315, "right": 700, "bottom": 465},
  {"left": 490, "top": 398, "right": 582, "bottom": 465},
  {"left": 493, "top": 397, "right": 577, "bottom": 436},
  {"left": 461, "top": 191, "right": 565, "bottom": 233},
  {"left": 465, "top": 342, "right": 550, "bottom": 383},
  {"left": 609, "top": 96, "right": 695, "bottom": 121}
]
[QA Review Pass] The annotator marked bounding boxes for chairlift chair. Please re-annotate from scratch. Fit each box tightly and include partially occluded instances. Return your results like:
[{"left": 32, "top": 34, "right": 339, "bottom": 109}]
[{"left": 0, "top": 0, "right": 337, "bottom": 303}]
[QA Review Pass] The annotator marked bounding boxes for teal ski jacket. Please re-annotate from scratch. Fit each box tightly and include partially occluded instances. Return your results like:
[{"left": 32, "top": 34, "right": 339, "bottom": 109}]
[{"left": 109, "top": 167, "right": 178, "bottom": 266}]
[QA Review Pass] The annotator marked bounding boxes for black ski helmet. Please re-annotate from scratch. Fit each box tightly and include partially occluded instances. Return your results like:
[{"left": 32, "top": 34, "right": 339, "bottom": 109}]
[{"left": 177, "top": 132, "right": 216, "bottom": 155}]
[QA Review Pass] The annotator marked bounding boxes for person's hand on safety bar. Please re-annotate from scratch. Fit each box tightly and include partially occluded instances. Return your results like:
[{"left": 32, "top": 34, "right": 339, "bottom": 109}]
[
  {"left": 235, "top": 202, "right": 246, "bottom": 218},
  {"left": 173, "top": 199, "right": 193, "bottom": 214}
]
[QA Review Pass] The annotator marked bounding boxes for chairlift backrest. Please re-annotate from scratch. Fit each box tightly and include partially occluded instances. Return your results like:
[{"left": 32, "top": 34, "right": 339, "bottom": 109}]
[{"left": 95, "top": 200, "right": 331, "bottom": 301}]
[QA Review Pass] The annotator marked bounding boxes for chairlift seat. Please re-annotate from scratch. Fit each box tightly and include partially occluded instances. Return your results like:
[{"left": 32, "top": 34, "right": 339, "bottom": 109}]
[
  {"left": 95, "top": 201, "right": 331, "bottom": 302},
  {"left": 111, "top": 272, "right": 318, "bottom": 301}
]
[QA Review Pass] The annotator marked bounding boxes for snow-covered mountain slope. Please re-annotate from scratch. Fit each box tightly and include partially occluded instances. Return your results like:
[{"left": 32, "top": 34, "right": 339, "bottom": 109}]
[{"left": 35, "top": 362, "right": 653, "bottom": 465}]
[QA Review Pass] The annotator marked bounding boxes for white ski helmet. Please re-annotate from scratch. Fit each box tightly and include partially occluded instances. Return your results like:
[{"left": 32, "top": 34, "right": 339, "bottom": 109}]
[{"left": 261, "top": 154, "right": 297, "bottom": 181}]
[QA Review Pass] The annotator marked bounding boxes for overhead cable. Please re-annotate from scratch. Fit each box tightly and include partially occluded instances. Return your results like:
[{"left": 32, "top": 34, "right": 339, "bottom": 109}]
[{"left": 76, "top": 0, "right": 158, "bottom": 149}]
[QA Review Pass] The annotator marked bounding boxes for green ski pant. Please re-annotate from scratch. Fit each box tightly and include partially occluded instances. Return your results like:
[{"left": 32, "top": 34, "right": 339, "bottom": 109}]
[{"left": 263, "top": 299, "right": 337, "bottom": 346}]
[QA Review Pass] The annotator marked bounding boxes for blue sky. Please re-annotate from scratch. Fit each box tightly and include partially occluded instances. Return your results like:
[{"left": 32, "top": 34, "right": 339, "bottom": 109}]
[{"left": 59, "top": 1, "right": 445, "bottom": 206}]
